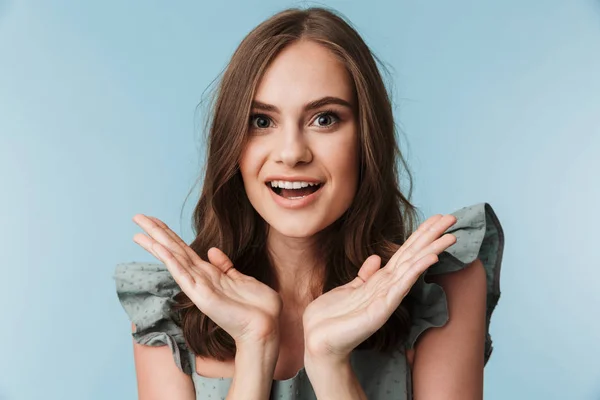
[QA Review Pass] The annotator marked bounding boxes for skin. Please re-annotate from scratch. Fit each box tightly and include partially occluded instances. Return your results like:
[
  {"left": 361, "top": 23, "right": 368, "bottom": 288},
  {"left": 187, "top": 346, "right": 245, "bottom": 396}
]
[
  {"left": 238, "top": 39, "right": 360, "bottom": 303},
  {"left": 411, "top": 258, "right": 487, "bottom": 399},
  {"left": 130, "top": 39, "right": 485, "bottom": 399}
]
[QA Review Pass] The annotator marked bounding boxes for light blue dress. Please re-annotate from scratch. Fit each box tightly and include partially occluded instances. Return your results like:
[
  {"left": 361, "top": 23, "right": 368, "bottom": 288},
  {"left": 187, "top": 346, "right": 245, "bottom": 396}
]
[{"left": 114, "top": 202, "right": 504, "bottom": 399}]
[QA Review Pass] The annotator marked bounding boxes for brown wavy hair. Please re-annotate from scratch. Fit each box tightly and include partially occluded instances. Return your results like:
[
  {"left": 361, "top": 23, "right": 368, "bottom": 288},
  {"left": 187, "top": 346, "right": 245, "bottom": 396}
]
[{"left": 172, "top": 6, "right": 420, "bottom": 361}]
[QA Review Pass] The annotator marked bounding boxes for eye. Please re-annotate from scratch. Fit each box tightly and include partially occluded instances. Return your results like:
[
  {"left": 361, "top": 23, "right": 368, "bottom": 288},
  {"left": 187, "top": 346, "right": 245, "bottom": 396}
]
[
  {"left": 248, "top": 110, "right": 341, "bottom": 131},
  {"left": 249, "top": 114, "right": 272, "bottom": 130},
  {"left": 312, "top": 110, "right": 340, "bottom": 128}
]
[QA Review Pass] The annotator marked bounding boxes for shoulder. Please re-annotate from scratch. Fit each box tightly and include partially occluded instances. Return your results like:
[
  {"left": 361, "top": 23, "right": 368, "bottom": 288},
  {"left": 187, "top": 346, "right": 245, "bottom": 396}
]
[
  {"left": 406, "top": 258, "right": 486, "bottom": 368},
  {"left": 405, "top": 202, "right": 505, "bottom": 363},
  {"left": 427, "top": 257, "right": 487, "bottom": 299},
  {"left": 113, "top": 262, "right": 193, "bottom": 374},
  {"left": 424, "top": 257, "right": 488, "bottom": 345}
]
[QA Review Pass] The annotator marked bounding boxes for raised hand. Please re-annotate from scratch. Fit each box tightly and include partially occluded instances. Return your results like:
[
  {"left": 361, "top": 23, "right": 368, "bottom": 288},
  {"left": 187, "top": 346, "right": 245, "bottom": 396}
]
[
  {"left": 131, "top": 214, "right": 283, "bottom": 345},
  {"left": 302, "top": 214, "right": 458, "bottom": 363}
]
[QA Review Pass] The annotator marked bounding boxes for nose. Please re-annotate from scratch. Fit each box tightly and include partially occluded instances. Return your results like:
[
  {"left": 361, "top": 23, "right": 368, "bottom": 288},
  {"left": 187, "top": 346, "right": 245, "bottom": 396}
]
[{"left": 277, "top": 125, "right": 312, "bottom": 167}]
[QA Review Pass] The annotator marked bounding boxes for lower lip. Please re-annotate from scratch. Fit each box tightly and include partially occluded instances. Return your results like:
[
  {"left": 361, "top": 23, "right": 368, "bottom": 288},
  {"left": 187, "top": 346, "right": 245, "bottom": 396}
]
[{"left": 267, "top": 184, "right": 324, "bottom": 209}]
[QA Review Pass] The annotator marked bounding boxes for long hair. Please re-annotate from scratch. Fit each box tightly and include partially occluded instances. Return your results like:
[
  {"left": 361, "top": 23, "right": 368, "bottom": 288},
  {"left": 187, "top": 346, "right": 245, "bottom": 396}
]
[{"left": 172, "top": 6, "right": 420, "bottom": 361}]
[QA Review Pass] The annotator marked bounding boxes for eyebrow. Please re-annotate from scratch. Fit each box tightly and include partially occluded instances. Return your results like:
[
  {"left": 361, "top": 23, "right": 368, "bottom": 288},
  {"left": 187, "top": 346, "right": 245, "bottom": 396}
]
[{"left": 251, "top": 96, "right": 354, "bottom": 113}]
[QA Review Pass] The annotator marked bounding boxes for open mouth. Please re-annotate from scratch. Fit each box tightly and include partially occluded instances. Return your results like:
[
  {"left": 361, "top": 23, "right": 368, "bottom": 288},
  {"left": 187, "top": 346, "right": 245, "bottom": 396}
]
[{"left": 266, "top": 182, "right": 324, "bottom": 200}]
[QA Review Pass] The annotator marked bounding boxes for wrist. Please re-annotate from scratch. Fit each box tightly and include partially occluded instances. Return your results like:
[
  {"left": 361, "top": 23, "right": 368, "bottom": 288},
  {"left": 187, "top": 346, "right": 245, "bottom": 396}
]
[
  {"left": 236, "top": 337, "right": 280, "bottom": 360},
  {"left": 304, "top": 338, "right": 350, "bottom": 368},
  {"left": 235, "top": 317, "right": 281, "bottom": 348},
  {"left": 303, "top": 355, "right": 366, "bottom": 400},
  {"left": 227, "top": 339, "right": 280, "bottom": 400},
  {"left": 304, "top": 350, "right": 349, "bottom": 370}
]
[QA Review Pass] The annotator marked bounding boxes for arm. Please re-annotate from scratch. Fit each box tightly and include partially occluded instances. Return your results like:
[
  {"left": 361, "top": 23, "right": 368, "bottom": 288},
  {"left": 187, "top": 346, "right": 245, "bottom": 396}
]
[
  {"left": 304, "top": 355, "right": 367, "bottom": 400},
  {"left": 131, "top": 323, "right": 195, "bottom": 400},
  {"left": 227, "top": 336, "right": 280, "bottom": 400},
  {"left": 300, "top": 216, "right": 460, "bottom": 399},
  {"left": 132, "top": 322, "right": 280, "bottom": 400},
  {"left": 411, "top": 258, "right": 488, "bottom": 400},
  {"left": 128, "top": 216, "right": 285, "bottom": 399}
]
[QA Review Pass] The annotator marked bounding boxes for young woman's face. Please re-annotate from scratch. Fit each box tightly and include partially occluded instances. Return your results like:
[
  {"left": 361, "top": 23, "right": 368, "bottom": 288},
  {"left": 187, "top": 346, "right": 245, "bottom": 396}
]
[{"left": 239, "top": 39, "right": 359, "bottom": 238}]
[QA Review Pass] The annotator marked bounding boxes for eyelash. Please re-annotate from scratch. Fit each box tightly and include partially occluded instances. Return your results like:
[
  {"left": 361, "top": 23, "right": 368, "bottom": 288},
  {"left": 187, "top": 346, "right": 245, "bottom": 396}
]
[{"left": 248, "top": 109, "right": 341, "bottom": 130}]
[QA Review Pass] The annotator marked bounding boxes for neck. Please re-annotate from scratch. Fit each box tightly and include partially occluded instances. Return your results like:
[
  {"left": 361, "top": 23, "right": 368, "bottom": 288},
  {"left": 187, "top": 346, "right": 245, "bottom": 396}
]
[{"left": 266, "top": 228, "right": 324, "bottom": 303}]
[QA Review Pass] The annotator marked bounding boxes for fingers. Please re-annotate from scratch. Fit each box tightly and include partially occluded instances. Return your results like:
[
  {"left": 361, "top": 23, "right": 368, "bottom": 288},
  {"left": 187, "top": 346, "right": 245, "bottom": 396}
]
[
  {"left": 132, "top": 214, "right": 191, "bottom": 266},
  {"left": 132, "top": 232, "right": 162, "bottom": 260},
  {"left": 413, "top": 232, "right": 456, "bottom": 263},
  {"left": 131, "top": 214, "right": 218, "bottom": 283},
  {"left": 402, "top": 214, "right": 445, "bottom": 251},
  {"left": 207, "top": 247, "right": 242, "bottom": 279},
  {"left": 359, "top": 255, "right": 382, "bottom": 282},
  {"left": 384, "top": 214, "right": 443, "bottom": 272},
  {"left": 132, "top": 229, "right": 188, "bottom": 267},
  {"left": 387, "top": 214, "right": 457, "bottom": 273},
  {"left": 388, "top": 253, "right": 439, "bottom": 304},
  {"left": 348, "top": 255, "right": 382, "bottom": 289},
  {"left": 148, "top": 238, "right": 200, "bottom": 292},
  {"left": 146, "top": 216, "right": 204, "bottom": 266},
  {"left": 409, "top": 214, "right": 457, "bottom": 252}
]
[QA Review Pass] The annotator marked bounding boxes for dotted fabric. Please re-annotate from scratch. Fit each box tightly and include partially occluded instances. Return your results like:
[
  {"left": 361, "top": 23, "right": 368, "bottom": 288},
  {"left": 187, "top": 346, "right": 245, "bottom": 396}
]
[{"left": 114, "top": 202, "right": 504, "bottom": 399}]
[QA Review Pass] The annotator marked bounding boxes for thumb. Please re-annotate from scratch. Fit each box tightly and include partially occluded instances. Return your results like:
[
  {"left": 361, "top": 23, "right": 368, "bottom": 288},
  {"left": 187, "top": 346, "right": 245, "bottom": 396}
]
[
  {"left": 207, "top": 247, "right": 240, "bottom": 279},
  {"left": 348, "top": 254, "right": 382, "bottom": 288}
]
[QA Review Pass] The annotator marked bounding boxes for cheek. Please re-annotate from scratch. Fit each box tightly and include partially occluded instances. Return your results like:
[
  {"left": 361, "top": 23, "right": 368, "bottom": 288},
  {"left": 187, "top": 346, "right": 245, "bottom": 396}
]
[
  {"left": 239, "top": 143, "right": 261, "bottom": 179},
  {"left": 238, "top": 142, "right": 269, "bottom": 203},
  {"left": 322, "top": 135, "right": 360, "bottom": 179},
  {"left": 340, "top": 136, "right": 361, "bottom": 196},
  {"left": 314, "top": 135, "right": 360, "bottom": 211}
]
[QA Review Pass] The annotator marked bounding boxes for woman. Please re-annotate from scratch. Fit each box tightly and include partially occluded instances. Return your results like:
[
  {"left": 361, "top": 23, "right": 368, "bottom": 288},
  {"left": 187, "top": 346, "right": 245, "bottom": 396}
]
[{"left": 114, "top": 6, "right": 504, "bottom": 399}]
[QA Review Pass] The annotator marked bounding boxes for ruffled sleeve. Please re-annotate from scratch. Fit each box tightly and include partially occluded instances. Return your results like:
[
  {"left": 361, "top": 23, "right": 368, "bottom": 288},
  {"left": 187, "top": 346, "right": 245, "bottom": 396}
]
[
  {"left": 405, "top": 202, "right": 505, "bottom": 365},
  {"left": 113, "top": 262, "right": 193, "bottom": 375}
]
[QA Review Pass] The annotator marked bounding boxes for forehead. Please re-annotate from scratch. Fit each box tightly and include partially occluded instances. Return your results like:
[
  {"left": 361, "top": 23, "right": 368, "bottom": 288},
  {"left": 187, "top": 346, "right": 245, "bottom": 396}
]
[{"left": 253, "top": 40, "right": 354, "bottom": 106}]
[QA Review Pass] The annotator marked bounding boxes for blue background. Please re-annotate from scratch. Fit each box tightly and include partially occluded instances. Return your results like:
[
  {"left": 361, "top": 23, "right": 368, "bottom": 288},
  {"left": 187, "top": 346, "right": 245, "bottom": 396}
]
[{"left": 1, "top": 1, "right": 599, "bottom": 399}]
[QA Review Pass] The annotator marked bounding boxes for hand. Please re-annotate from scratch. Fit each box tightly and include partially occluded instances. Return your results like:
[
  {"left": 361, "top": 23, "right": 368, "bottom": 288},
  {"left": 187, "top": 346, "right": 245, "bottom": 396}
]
[
  {"left": 131, "top": 214, "right": 283, "bottom": 345},
  {"left": 302, "top": 214, "right": 458, "bottom": 363}
]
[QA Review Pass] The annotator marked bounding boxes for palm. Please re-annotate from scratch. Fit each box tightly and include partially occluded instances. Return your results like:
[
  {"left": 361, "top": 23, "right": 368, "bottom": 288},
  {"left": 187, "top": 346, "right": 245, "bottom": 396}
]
[
  {"left": 303, "top": 272, "right": 397, "bottom": 357},
  {"left": 177, "top": 257, "right": 282, "bottom": 343},
  {"left": 131, "top": 214, "right": 282, "bottom": 344},
  {"left": 303, "top": 213, "right": 458, "bottom": 360}
]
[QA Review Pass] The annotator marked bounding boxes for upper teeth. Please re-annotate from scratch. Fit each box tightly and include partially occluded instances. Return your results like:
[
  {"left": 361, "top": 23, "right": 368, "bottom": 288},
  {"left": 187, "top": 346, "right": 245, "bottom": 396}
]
[{"left": 269, "top": 181, "right": 320, "bottom": 189}]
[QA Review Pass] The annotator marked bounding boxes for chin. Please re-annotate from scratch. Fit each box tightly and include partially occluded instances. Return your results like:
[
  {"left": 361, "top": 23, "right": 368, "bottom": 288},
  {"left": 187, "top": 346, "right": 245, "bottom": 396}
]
[{"left": 267, "top": 219, "right": 326, "bottom": 239}]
